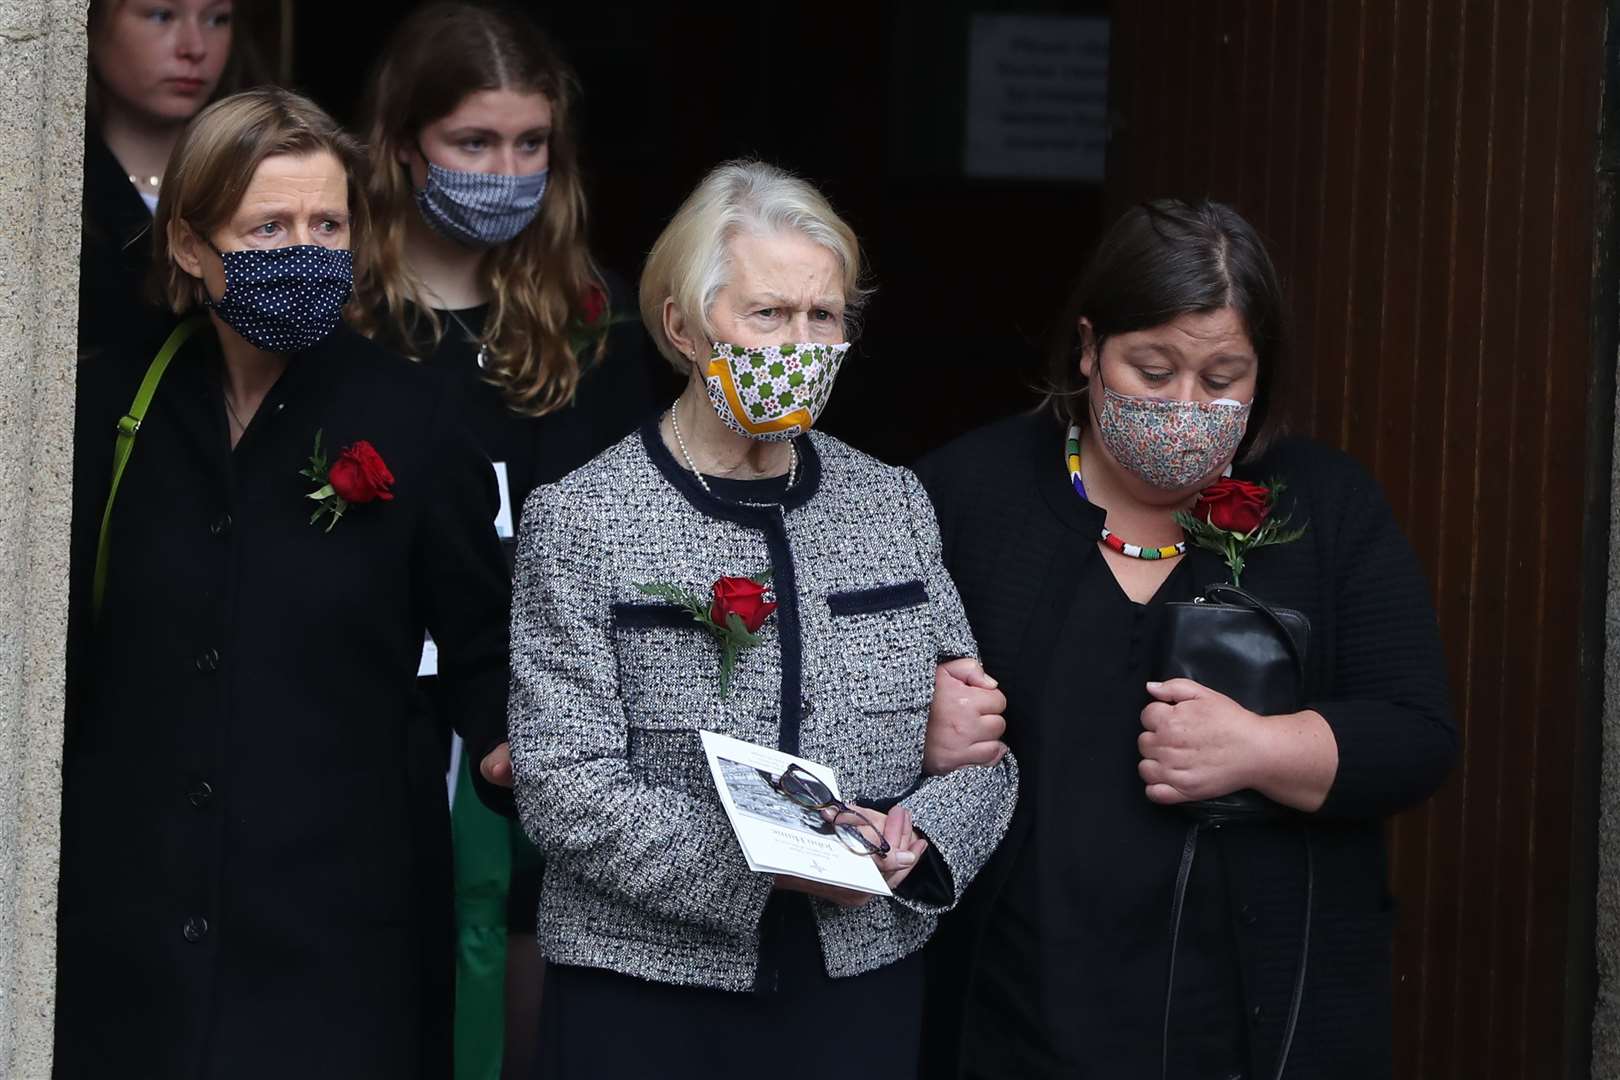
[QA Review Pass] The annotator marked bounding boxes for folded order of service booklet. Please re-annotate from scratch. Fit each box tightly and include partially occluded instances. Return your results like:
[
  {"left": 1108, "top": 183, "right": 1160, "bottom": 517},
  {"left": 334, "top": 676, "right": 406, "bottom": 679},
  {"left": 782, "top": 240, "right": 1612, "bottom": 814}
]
[{"left": 699, "top": 730, "right": 892, "bottom": 897}]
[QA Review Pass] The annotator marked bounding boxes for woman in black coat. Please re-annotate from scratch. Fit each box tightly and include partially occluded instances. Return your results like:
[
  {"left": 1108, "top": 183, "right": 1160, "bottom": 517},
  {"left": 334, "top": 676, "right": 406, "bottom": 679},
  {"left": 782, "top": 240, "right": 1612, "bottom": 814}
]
[
  {"left": 916, "top": 199, "right": 1457, "bottom": 1080},
  {"left": 56, "top": 88, "right": 509, "bottom": 1079}
]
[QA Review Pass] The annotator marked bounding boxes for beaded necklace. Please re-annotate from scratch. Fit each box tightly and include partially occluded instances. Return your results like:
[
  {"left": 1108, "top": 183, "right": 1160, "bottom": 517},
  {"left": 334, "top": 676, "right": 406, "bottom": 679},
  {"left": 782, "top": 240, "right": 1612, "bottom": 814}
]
[{"left": 1065, "top": 424, "right": 1187, "bottom": 561}]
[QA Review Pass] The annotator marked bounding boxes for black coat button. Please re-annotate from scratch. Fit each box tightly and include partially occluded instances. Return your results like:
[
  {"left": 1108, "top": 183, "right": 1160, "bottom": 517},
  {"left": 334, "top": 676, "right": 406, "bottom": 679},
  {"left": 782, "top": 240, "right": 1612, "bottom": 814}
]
[
  {"left": 1240, "top": 904, "right": 1258, "bottom": 926},
  {"left": 209, "top": 514, "right": 233, "bottom": 537},
  {"left": 195, "top": 648, "right": 220, "bottom": 672},
  {"left": 1251, "top": 1005, "right": 1264, "bottom": 1023},
  {"left": 182, "top": 916, "right": 209, "bottom": 943},
  {"left": 187, "top": 782, "right": 213, "bottom": 808}
]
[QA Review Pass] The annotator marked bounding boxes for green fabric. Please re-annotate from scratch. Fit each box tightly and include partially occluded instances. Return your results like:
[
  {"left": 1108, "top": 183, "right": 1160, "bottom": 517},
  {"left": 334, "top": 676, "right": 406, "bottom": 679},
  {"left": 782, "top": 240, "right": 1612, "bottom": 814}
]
[
  {"left": 93, "top": 315, "right": 207, "bottom": 619},
  {"left": 452, "top": 750, "right": 513, "bottom": 1080}
]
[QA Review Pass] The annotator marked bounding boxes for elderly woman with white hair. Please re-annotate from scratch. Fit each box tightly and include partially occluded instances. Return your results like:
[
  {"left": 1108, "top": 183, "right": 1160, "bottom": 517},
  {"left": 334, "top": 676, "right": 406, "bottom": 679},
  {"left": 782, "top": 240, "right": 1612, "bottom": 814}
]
[{"left": 507, "top": 160, "right": 1019, "bottom": 1077}]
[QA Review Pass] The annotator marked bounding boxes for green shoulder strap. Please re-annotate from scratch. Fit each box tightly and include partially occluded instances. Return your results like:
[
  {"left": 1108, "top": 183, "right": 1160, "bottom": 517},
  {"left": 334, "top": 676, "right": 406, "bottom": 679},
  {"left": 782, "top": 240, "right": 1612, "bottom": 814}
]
[{"left": 92, "top": 315, "right": 207, "bottom": 619}]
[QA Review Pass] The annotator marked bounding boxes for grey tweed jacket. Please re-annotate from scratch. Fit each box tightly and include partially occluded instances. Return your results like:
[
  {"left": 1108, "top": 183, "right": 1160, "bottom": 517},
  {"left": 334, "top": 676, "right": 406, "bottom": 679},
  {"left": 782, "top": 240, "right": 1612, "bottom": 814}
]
[{"left": 508, "top": 421, "right": 1019, "bottom": 991}]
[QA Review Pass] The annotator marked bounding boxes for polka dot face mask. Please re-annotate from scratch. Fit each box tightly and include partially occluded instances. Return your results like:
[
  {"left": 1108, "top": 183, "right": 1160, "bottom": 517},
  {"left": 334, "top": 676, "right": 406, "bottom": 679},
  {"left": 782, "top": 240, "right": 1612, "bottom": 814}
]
[
  {"left": 416, "top": 162, "right": 548, "bottom": 249},
  {"left": 206, "top": 245, "right": 354, "bottom": 354},
  {"left": 704, "top": 341, "right": 850, "bottom": 442},
  {"left": 1092, "top": 367, "right": 1252, "bottom": 491}
]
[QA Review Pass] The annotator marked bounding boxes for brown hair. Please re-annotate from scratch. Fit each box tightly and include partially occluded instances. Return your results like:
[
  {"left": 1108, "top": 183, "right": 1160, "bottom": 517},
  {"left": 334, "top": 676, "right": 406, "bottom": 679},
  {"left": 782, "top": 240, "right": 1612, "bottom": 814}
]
[
  {"left": 350, "top": 1, "right": 601, "bottom": 417},
  {"left": 1047, "top": 198, "right": 1289, "bottom": 462},
  {"left": 151, "top": 87, "right": 368, "bottom": 313}
]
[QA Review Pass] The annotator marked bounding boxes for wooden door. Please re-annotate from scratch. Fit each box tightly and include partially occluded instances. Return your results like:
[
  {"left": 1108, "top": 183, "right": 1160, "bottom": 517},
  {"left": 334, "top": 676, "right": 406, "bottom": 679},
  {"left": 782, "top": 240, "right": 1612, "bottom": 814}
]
[{"left": 1107, "top": 2, "right": 1610, "bottom": 1076}]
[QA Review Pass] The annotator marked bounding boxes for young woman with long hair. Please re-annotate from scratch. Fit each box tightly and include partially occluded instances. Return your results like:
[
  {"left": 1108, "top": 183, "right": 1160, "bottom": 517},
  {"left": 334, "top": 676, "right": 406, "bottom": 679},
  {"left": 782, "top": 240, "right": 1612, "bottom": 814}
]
[{"left": 351, "top": 6, "right": 673, "bottom": 1075}]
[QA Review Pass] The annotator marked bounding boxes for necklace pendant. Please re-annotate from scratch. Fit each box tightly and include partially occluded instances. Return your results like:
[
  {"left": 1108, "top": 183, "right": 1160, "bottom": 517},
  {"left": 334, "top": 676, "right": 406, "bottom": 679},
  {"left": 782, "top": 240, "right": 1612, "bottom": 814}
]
[{"left": 476, "top": 344, "right": 491, "bottom": 371}]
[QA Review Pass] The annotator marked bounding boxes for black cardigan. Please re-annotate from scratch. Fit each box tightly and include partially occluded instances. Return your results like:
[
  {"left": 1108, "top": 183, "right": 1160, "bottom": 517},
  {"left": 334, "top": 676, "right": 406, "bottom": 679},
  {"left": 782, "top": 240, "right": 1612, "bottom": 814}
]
[
  {"left": 914, "top": 411, "right": 1456, "bottom": 1080},
  {"left": 56, "top": 321, "right": 510, "bottom": 1079}
]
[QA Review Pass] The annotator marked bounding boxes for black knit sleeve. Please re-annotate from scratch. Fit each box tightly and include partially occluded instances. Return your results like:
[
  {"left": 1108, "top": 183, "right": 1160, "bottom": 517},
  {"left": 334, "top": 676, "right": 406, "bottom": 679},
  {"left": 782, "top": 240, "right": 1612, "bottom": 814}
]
[{"left": 1308, "top": 456, "right": 1458, "bottom": 819}]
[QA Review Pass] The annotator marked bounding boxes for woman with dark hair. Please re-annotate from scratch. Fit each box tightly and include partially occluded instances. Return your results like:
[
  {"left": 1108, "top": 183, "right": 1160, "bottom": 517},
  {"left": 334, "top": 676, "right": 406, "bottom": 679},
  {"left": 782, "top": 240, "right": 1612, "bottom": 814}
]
[
  {"left": 917, "top": 198, "right": 1456, "bottom": 1079},
  {"left": 79, "top": 0, "right": 259, "bottom": 358}
]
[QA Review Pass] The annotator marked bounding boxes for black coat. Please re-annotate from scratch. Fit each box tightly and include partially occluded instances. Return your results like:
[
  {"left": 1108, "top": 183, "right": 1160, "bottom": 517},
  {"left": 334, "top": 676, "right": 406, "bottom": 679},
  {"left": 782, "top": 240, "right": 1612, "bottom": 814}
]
[
  {"left": 914, "top": 412, "right": 1457, "bottom": 1080},
  {"left": 77, "top": 130, "right": 172, "bottom": 361},
  {"left": 55, "top": 320, "right": 510, "bottom": 1079}
]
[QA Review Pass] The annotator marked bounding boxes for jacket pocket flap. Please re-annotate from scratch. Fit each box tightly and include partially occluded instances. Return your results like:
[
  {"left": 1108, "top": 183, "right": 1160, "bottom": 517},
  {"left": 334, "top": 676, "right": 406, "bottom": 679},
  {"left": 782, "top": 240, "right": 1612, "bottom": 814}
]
[
  {"left": 611, "top": 601, "right": 701, "bottom": 630},
  {"left": 827, "top": 580, "right": 928, "bottom": 617}
]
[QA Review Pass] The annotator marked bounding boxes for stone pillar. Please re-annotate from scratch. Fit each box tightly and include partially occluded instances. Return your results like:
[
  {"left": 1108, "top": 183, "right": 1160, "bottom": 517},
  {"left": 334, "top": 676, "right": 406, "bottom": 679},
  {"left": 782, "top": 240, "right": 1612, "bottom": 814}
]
[
  {"left": 1601, "top": 342, "right": 1620, "bottom": 1077},
  {"left": 0, "top": 0, "right": 85, "bottom": 1073}
]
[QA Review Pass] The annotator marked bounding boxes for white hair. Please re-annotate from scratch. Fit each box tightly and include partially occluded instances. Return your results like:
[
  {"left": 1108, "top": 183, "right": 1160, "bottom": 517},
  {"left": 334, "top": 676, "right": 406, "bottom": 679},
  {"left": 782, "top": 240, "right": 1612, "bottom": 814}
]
[{"left": 639, "top": 160, "right": 870, "bottom": 372}]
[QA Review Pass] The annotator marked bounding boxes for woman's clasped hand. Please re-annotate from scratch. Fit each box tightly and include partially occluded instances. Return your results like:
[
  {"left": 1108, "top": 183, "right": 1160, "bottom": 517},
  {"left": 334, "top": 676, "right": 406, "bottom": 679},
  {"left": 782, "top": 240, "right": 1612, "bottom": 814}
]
[{"left": 1137, "top": 678, "right": 1339, "bottom": 812}]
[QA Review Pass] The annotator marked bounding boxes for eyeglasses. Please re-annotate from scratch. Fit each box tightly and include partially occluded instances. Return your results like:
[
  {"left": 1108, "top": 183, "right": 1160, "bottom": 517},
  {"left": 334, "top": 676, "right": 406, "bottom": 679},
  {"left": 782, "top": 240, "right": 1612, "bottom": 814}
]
[{"left": 761, "top": 763, "right": 891, "bottom": 857}]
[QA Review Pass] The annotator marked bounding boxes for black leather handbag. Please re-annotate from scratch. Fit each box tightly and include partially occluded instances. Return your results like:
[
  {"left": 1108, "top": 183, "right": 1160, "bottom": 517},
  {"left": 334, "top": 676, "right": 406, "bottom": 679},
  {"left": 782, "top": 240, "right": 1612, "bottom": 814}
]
[
  {"left": 1157, "top": 582, "right": 1310, "bottom": 824},
  {"left": 1154, "top": 582, "right": 1314, "bottom": 1080}
]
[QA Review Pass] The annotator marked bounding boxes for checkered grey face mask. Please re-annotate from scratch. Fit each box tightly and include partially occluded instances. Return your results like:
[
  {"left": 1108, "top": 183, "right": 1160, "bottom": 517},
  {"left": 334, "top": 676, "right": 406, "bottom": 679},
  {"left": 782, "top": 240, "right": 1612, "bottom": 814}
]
[{"left": 415, "top": 162, "right": 548, "bottom": 248}]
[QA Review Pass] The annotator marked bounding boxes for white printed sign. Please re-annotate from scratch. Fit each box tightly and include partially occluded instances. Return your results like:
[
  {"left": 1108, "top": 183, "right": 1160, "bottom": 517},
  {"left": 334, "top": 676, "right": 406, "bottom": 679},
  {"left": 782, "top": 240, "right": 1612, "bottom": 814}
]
[{"left": 964, "top": 14, "right": 1110, "bottom": 181}]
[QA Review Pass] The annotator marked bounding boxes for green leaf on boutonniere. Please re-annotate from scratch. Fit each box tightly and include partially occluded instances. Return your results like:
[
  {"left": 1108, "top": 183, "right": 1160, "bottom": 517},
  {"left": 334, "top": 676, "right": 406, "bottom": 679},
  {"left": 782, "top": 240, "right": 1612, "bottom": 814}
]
[
  {"left": 302, "top": 428, "right": 351, "bottom": 532},
  {"left": 634, "top": 582, "right": 710, "bottom": 624}
]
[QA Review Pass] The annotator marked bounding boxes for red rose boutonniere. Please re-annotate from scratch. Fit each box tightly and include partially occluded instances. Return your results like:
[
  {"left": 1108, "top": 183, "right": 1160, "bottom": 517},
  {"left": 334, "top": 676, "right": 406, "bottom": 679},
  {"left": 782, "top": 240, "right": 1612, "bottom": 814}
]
[
  {"left": 1174, "top": 477, "right": 1306, "bottom": 586},
  {"left": 567, "top": 283, "right": 638, "bottom": 364},
  {"left": 301, "top": 429, "right": 394, "bottom": 532},
  {"left": 635, "top": 571, "right": 777, "bottom": 697}
]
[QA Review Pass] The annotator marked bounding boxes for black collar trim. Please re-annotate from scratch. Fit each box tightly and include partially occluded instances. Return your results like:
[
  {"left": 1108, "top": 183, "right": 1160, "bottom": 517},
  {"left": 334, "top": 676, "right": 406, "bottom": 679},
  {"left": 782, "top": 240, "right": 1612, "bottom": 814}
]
[{"left": 638, "top": 417, "right": 823, "bottom": 526}]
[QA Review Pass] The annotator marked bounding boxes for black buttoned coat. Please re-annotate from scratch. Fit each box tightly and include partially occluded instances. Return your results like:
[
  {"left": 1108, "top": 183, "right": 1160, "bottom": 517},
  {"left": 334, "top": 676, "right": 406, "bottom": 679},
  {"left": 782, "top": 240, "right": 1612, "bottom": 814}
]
[{"left": 54, "top": 320, "right": 510, "bottom": 1079}]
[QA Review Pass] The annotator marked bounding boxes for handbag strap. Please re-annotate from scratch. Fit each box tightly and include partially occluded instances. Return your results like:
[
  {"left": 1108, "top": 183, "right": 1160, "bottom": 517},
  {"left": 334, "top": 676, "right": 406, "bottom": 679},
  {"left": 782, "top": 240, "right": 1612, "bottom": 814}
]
[
  {"left": 1200, "top": 581, "right": 1306, "bottom": 683},
  {"left": 92, "top": 316, "right": 207, "bottom": 619}
]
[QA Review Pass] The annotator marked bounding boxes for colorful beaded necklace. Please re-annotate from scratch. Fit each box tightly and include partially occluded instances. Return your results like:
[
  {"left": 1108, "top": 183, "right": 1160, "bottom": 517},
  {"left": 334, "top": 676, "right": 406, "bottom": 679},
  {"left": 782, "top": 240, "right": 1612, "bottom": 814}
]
[{"left": 1065, "top": 424, "right": 1187, "bottom": 561}]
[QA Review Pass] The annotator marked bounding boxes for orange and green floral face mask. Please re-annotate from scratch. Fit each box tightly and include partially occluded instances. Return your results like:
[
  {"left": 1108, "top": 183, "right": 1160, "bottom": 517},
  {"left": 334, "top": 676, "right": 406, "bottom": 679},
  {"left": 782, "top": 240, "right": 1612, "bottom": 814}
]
[{"left": 703, "top": 341, "right": 850, "bottom": 442}]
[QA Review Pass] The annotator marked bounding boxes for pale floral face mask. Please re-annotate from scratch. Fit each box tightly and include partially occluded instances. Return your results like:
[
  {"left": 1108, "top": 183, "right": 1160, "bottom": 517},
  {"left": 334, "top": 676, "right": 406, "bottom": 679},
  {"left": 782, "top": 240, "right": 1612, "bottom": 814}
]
[
  {"left": 704, "top": 341, "right": 850, "bottom": 442},
  {"left": 1093, "top": 379, "right": 1252, "bottom": 490}
]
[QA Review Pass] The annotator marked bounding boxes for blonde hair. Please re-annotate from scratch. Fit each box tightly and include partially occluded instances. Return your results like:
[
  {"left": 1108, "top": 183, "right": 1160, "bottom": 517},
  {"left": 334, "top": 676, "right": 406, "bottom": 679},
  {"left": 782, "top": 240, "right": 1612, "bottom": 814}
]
[
  {"left": 152, "top": 87, "right": 368, "bottom": 313},
  {"left": 639, "top": 160, "right": 870, "bottom": 374},
  {"left": 350, "top": 1, "right": 601, "bottom": 417}
]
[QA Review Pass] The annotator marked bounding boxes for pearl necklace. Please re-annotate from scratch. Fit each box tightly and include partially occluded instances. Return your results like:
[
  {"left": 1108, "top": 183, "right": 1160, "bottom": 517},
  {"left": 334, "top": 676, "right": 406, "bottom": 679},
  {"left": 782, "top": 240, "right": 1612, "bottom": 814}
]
[
  {"left": 128, "top": 174, "right": 161, "bottom": 192},
  {"left": 670, "top": 406, "right": 797, "bottom": 502}
]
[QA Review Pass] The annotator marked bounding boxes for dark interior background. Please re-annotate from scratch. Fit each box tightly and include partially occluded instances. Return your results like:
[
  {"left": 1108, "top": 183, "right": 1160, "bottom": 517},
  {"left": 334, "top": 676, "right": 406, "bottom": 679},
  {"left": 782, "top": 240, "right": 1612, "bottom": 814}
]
[{"left": 288, "top": 0, "right": 1104, "bottom": 464}]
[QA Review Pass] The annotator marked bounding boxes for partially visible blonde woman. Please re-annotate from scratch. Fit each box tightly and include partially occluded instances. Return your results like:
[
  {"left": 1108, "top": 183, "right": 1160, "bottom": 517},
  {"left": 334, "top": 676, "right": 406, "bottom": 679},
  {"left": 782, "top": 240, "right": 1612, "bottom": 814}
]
[{"left": 58, "top": 87, "right": 510, "bottom": 1079}]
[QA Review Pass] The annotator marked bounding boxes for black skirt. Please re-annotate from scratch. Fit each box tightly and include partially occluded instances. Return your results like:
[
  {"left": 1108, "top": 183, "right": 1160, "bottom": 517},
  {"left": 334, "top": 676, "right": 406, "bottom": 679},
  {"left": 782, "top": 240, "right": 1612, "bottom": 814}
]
[{"left": 534, "top": 892, "right": 923, "bottom": 1078}]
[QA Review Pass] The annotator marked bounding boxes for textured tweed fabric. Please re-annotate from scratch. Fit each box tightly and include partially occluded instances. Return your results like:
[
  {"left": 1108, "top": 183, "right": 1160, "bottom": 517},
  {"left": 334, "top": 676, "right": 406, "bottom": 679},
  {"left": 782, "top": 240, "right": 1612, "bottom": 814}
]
[{"left": 508, "top": 421, "right": 1019, "bottom": 991}]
